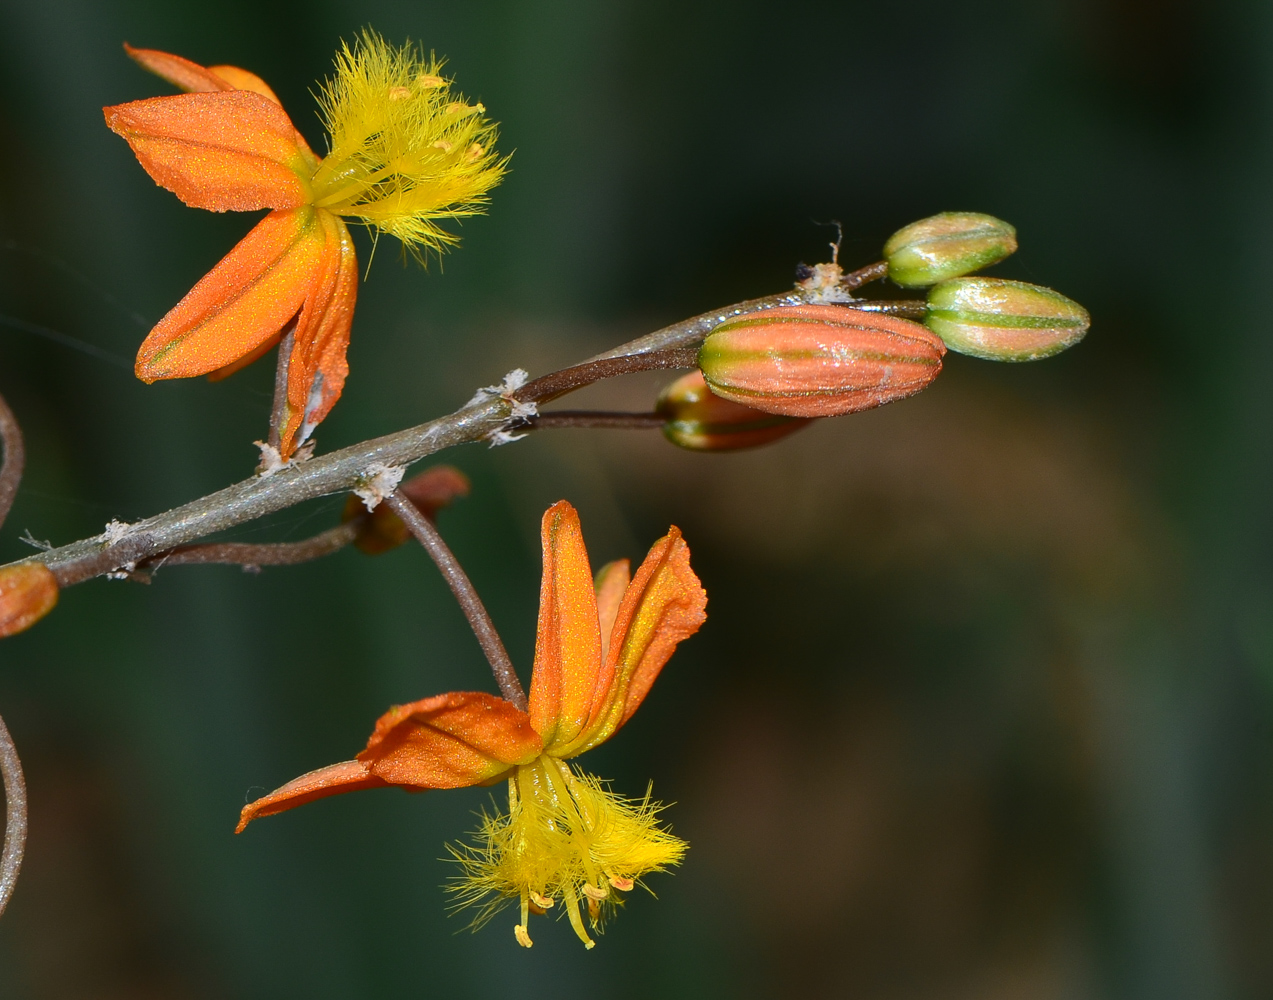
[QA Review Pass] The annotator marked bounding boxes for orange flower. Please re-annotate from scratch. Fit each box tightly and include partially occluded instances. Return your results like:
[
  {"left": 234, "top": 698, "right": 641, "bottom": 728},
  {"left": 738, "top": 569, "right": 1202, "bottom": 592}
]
[
  {"left": 104, "top": 36, "right": 503, "bottom": 458},
  {"left": 237, "top": 500, "right": 707, "bottom": 948}
]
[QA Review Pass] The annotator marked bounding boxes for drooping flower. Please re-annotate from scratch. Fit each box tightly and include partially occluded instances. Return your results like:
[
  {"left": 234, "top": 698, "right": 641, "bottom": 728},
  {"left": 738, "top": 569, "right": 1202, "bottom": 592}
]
[
  {"left": 104, "top": 34, "right": 504, "bottom": 458},
  {"left": 237, "top": 500, "right": 707, "bottom": 949}
]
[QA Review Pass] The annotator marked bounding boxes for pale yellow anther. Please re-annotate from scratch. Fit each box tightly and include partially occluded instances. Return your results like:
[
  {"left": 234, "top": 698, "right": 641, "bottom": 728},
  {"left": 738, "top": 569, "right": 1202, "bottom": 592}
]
[
  {"left": 608, "top": 875, "right": 634, "bottom": 892},
  {"left": 431, "top": 140, "right": 453, "bottom": 152},
  {"left": 530, "top": 891, "right": 555, "bottom": 909},
  {"left": 416, "top": 73, "right": 444, "bottom": 88},
  {"left": 582, "top": 882, "right": 608, "bottom": 901},
  {"left": 388, "top": 86, "right": 411, "bottom": 101},
  {"left": 466, "top": 143, "right": 485, "bottom": 161},
  {"left": 514, "top": 924, "right": 533, "bottom": 948}
]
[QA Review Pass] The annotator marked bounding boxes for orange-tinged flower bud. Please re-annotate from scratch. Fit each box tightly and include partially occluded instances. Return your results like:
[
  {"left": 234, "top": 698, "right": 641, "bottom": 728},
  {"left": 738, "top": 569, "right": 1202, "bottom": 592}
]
[
  {"left": 925, "top": 277, "right": 1089, "bottom": 361},
  {"left": 697, "top": 305, "right": 946, "bottom": 418},
  {"left": 884, "top": 212, "right": 1017, "bottom": 287},
  {"left": 342, "top": 464, "right": 470, "bottom": 554},
  {"left": 0, "top": 563, "right": 58, "bottom": 637},
  {"left": 655, "top": 371, "right": 810, "bottom": 451}
]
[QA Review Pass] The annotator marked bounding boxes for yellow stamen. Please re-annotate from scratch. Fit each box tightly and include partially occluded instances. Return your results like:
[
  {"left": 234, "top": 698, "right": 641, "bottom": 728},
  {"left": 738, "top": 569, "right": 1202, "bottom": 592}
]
[
  {"left": 388, "top": 86, "right": 410, "bottom": 100},
  {"left": 562, "top": 883, "right": 595, "bottom": 950},
  {"left": 582, "top": 883, "right": 608, "bottom": 901},
  {"left": 514, "top": 924, "right": 533, "bottom": 948},
  {"left": 417, "top": 73, "right": 444, "bottom": 88},
  {"left": 530, "top": 891, "right": 555, "bottom": 909},
  {"left": 608, "top": 875, "right": 634, "bottom": 892}
]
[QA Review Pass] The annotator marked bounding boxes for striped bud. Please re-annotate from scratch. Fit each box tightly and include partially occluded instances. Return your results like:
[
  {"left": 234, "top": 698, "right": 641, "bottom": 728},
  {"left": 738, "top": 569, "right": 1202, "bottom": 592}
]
[
  {"left": 0, "top": 562, "right": 58, "bottom": 637},
  {"left": 656, "top": 371, "right": 810, "bottom": 451},
  {"left": 884, "top": 212, "right": 1017, "bottom": 288},
  {"left": 697, "top": 305, "right": 946, "bottom": 418},
  {"left": 342, "top": 465, "right": 471, "bottom": 555},
  {"left": 925, "top": 277, "right": 1089, "bottom": 361}
]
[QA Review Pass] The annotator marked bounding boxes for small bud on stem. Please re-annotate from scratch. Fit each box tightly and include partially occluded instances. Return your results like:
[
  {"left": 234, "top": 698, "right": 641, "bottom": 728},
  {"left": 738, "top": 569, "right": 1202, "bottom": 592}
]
[
  {"left": 924, "top": 277, "right": 1090, "bottom": 361},
  {"left": 884, "top": 212, "right": 1017, "bottom": 288}
]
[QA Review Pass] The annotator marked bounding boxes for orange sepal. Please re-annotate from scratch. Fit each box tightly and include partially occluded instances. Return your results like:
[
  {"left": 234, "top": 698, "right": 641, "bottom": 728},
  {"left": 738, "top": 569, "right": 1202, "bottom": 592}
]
[
  {"left": 553, "top": 527, "right": 706, "bottom": 758},
  {"left": 0, "top": 563, "right": 58, "bottom": 638},
  {"left": 356, "top": 691, "right": 543, "bottom": 788},
  {"left": 124, "top": 43, "right": 235, "bottom": 94},
  {"left": 528, "top": 501, "right": 604, "bottom": 750},
  {"left": 236, "top": 691, "right": 542, "bottom": 834},
  {"left": 136, "top": 207, "right": 323, "bottom": 381},
  {"left": 276, "top": 211, "right": 358, "bottom": 458},
  {"left": 236, "top": 759, "right": 387, "bottom": 833},
  {"left": 104, "top": 91, "right": 311, "bottom": 212}
]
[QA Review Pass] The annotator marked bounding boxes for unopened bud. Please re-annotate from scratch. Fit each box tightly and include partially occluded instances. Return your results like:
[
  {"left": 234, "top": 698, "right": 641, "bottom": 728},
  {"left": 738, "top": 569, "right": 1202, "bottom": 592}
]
[
  {"left": 655, "top": 372, "right": 810, "bottom": 451},
  {"left": 697, "top": 305, "right": 945, "bottom": 418},
  {"left": 0, "top": 563, "right": 58, "bottom": 637},
  {"left": 884, "top": 212, "right": 1017, "bottom": 288},
  {"left": 342, "top": 465, "right": 471, "bottom": 555},
  {"left": 925, "top": 277, "right": 1089, "bottom": 361}
]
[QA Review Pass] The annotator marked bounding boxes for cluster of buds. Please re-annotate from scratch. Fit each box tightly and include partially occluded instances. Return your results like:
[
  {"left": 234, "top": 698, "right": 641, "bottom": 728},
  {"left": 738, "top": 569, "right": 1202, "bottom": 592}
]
[{"left": 651, "top": 211, "right": 1089, "bottom": 450}]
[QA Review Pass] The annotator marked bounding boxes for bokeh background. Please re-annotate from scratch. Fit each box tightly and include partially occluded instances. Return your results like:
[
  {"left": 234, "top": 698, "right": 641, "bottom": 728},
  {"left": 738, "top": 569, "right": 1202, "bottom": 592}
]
[{"left": 0, "top": 0, "right": 1268, "bottom": 996}]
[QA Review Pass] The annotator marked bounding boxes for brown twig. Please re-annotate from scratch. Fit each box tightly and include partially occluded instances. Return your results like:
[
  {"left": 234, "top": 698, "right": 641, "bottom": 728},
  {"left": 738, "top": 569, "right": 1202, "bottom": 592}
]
[
  {"left": 143, "top": 523, "right": 360, "bottom": 571},
  {"left": 529, "top": 411, "right": 666, "bottom": 431},
  {"left": 847, "top": 299, "right": 928, "bottom": 319},
  {"left": 514, "top": 347, "right": 699, "bottom": 405},
  {"left": 382, "top": 493, "right": 527, "bottom": 709}
]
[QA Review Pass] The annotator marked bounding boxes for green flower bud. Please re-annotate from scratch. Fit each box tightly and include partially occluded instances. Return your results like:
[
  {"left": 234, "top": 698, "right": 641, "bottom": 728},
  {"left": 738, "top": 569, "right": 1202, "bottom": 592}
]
[
  {"left": 884, "top": 212, "right": 1017, "bottom": 287},
  {"left": 925, "top": 277, "right": 1089, "bottom": 361},
  {"left": 655, "top": 371, "right": 810, "bottom": 451}
]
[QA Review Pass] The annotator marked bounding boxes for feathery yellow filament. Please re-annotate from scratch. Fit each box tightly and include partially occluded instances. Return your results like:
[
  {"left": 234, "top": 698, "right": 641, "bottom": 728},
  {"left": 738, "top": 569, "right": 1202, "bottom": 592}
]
[
  {"left": 310, "top": 30, "right": 505, "bottom": 256},
  {"left": 449, "top": 757, "right": 687, "bottom": 949}
]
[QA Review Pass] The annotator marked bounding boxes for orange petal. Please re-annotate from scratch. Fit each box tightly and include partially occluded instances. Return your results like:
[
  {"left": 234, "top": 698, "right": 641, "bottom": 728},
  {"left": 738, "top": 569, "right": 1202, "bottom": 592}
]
[
  {"left": 236, "top": 760, "right": 386, "bottom": 833},
  {"left": 104, "top": 91, "right": 311, "bottom": 212},
  {"left": 276, "top": 211, "right": 358, "bottom": 459},
  {"left": 594, "top": 559, "right": 630, "bottom": 664},
  {"left": 136, "top": 207, "right": 323, "bottom": 380},
  {"left": 553, "top": 527, "right": 706, "bottom": 758},
  {"left": 206, "top": 65, "right": 283, "bottom": 106},
  {"left": 528, "top": 502, "right": 603, "bottom": 749},
  {"left": 358, "top": 691, "right": 542, "bottom": 787}
]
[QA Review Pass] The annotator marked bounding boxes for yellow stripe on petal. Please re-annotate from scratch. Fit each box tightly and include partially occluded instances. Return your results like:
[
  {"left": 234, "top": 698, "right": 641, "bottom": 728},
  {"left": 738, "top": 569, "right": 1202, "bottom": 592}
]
[{"left": 136, "top": 207, "right": 323, "bottom": 380}]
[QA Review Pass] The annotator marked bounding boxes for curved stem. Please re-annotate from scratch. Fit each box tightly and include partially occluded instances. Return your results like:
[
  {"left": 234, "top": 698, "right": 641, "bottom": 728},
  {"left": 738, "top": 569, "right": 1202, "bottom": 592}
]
[
  {"left": 382, "top": 493, "right": 527, "bottom": 710},
  {"left": 0, "top": 391, "right": 27, "bottom": 917},
  {"left": 0, "top": 712, "right": 26, "bottom": 917},
  {"left": 0, "top": 390, "right": 24, "bottom": 528}
]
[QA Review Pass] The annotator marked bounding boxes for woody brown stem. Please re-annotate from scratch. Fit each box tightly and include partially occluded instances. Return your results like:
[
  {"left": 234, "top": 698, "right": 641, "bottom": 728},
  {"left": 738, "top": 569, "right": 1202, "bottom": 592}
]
[
  {"left": 839, "top": 260, "right": 889, "bottom": 290},
  {"left": 382, "top": 493, "right": 527, "bottom": 710},
  {"left": 848, "top": 299, "right": 928, "bottom": 319},
  {"left": 142, "top": 523, "right": 360, "bottom": 571},
  {"left": 0, "top": 280, "right": 874, "bottom": 588}
]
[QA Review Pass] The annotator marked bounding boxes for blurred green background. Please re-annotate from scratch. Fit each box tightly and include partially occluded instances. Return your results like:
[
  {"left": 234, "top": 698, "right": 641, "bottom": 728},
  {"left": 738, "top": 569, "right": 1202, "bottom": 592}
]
[{"left": 0, "top": 0, "right": 1268, "bottom": 996}]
